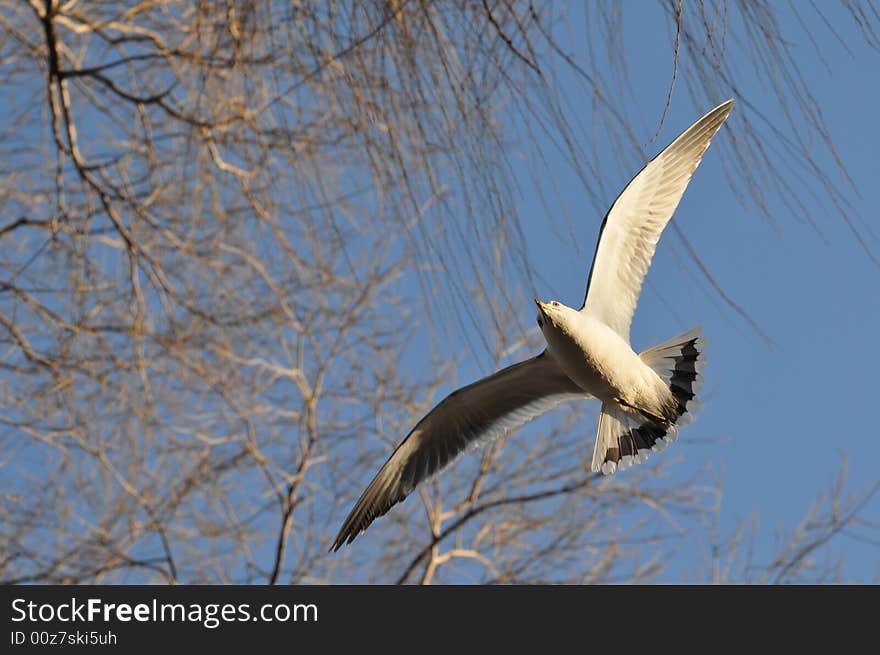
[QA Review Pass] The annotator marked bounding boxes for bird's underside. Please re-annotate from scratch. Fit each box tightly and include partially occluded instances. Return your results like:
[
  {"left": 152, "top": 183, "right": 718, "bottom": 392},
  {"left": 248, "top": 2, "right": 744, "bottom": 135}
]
[{"left": 331, "top": 99, "right": 732, "bottom": 551}]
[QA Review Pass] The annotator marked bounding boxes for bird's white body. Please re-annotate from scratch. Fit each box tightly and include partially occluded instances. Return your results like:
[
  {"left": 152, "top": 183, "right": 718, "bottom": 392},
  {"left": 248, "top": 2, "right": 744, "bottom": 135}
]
[{"left": 538, "top": 303, "right": 670, "bottom": 415}]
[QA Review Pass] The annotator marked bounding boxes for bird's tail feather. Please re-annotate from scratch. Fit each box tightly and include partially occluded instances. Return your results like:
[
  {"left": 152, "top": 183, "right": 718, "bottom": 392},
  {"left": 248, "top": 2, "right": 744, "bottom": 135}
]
[
  {"left": 591, "top": 327, "right": 706, "bottom": 475},
  {"left": 591, "top": 403, "right": 677, "bottom": 474},
  {"left": 639, "top": 326, "right": 706, "bottom": 426}
]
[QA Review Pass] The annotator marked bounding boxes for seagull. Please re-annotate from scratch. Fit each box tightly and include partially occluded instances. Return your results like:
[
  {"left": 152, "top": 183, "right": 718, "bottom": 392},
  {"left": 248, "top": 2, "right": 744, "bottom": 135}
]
[{"left": 332, "top": 99, "right": 733, "bottom": 551}]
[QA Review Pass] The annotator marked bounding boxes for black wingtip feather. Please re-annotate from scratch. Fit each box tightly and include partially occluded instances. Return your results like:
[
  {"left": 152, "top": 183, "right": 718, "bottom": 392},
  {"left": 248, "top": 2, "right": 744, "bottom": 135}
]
[{"left": 330, "top": 455, "right": 411, "bottom": 551}]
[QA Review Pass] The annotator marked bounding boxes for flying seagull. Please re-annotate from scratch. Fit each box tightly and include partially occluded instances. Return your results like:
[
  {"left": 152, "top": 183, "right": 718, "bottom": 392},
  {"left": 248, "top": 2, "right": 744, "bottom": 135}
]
[{"left": 332, "top": 99, "right": 733, "bottom": 551}]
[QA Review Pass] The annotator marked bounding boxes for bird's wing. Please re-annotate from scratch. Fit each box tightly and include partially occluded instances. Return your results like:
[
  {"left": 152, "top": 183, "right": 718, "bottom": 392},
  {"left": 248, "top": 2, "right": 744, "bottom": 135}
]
[
  {"left": 331, "top": 351, "right": 587, "bottom": 550},
  {"left": 580, "top": 99, "right": 733, "bottom": 340}
]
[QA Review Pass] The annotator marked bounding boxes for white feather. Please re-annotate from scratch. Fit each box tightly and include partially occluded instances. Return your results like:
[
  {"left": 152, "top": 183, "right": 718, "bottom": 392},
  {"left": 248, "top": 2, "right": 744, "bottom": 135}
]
[{"left": 581, "top": 101, "right": 733, "bottom": 341}]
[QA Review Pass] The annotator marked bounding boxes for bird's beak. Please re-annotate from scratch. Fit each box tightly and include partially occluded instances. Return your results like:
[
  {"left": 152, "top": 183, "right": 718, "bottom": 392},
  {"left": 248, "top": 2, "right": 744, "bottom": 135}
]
[{"left": 534, "top": 298, "right": 548, "bottom": 314}]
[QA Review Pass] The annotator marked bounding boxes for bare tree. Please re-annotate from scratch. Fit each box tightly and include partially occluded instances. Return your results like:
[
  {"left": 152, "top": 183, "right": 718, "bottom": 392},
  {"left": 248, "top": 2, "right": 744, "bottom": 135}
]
[{"left": 0, "top": 1, "right": 876, "bottom": 584}]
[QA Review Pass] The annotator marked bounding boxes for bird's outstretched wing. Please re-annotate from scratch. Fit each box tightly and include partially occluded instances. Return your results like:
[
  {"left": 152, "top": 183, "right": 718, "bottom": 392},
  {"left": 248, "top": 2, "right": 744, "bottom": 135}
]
[
  {"left": 581, "top": 99, "right": 733, "bottom": 340},
  {"left": 331, "top": 352, "right": 587, "bottom": 550}
]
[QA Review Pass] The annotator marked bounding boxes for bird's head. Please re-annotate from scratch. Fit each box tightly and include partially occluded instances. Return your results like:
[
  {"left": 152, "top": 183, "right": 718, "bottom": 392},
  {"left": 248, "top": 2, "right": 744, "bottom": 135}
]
[{"left": 534, "top": 298, "right": 571, "bottom": 332}]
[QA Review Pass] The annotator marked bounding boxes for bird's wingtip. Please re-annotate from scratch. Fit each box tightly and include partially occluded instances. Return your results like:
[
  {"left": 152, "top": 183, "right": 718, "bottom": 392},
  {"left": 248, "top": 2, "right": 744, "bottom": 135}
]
[{"left": 329, "top": 529, "right": 353, "bottom": 553}]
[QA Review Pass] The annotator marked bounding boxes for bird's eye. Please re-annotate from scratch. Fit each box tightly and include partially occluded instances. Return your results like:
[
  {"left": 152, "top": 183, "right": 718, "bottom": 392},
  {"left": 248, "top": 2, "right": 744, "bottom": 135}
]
[{"left": 551, "top": 301, "right": 560, "bottom": 307}]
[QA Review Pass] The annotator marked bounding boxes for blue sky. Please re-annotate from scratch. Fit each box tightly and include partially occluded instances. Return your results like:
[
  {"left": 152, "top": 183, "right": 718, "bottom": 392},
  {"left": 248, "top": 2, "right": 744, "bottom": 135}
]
[
  {"left": 487, "top": 3, "right": 879, "bottom": 580},
  {"left": 389, "top": 2, "right": 880, "bottom": 582}
]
